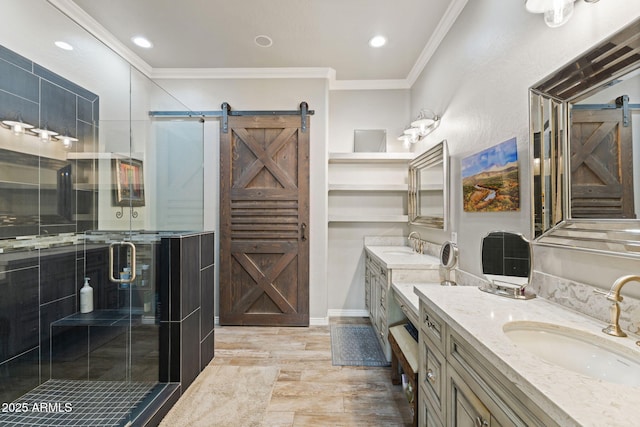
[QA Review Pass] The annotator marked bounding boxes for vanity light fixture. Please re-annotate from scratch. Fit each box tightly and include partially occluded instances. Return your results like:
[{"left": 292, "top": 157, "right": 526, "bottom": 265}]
[
  {"left": 525, "top": 0, "right": 598, "bottom": 28},
  {"left": 57, "top": 134, "right": 78, "bottom": 149},
  {"left": 31, "top": 128, "right": 58, "bottom": 142},
  {"left": 411, "top": 109, "right": 440, "bottom": 136},
  {"left": 397, "top": 126, "right": 419, "bottom": 146},
  {"left": 2, "top": 119, "right": 34, "bottom": 135},
  {"left": 398, "top": 109, "right": 441, "bottom": 145}
]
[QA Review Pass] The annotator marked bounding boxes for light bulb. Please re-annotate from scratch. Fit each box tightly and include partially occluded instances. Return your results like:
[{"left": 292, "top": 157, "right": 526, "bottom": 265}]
[{"left": 543, "top": 0, "right": 574, "bottom": 28}]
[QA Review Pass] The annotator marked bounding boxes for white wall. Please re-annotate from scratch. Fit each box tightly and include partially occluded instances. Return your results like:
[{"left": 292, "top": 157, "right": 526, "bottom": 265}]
[
  {"left": 409, "top": 0, "right": 640, "bottom": 294},
  {"left": 154, "top": 77, "right": 329, "bottom": 321},
  {"left": 326, "top": 89, "right": 410, "bottom": 313}
]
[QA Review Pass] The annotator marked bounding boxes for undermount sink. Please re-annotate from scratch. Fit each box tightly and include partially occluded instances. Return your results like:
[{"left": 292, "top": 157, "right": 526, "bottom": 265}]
[
  {"left": 503, "top": 321, "right": 640, "bottom": 387},
  {"left": 383, "top": 247, "right": 417, "bottom": 256}
]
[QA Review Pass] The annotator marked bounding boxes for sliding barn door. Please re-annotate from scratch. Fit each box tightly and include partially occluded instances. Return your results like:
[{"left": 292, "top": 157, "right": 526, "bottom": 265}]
[
  {"left": 570, "top": 108, "right": 634, "bottom": 219},
  {"left": 220, "top": 115, "right": 309, "bottom": 326}
]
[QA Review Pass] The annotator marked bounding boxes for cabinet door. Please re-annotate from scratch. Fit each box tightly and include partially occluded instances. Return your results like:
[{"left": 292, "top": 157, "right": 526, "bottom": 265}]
[
  {"left": 449, "top": 368, "right": 495, "bottom": 427},
  {"left": 364, "top": 256, "right": 372, "bottom": 313},
  {"left": 420, "top": 385, "right": 444, "bottom": 427}
]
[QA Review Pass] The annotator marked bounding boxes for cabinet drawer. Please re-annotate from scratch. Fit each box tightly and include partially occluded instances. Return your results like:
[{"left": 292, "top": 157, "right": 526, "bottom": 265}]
[
  {"left": 420, "top": 338, "right": 446, "bottom": 424},
  {"left": 420, "top": 303, "right": 446, "bottom": 353}
]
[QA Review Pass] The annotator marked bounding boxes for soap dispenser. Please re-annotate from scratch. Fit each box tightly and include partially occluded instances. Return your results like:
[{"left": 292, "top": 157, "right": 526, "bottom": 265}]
[{"left": 80, "top": 277, "right": 94, "bottom": 313}]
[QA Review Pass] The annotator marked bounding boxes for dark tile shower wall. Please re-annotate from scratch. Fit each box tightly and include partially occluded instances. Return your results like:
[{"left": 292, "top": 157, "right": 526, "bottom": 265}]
[
  {"left": 0, "top": 44, "right": 99, "bottom": 238},
  {"left": 159, "top": 231, "right": 215, "bottom": 393},
  {"left": 0, "top": 44, "right": 101, "bottom": 402}
]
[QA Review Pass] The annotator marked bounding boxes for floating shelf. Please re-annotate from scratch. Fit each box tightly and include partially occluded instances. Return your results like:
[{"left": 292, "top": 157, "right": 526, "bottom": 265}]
[
  {"left": 328, "top": 152, "right": 415, "bottom": 163},
  {"left": 67, "top": 152, "right": 144, "bottom": 161},
  {"left": 328, "top": 215, "right": 409, "bottom": 223},
  {"left": 328, "top": 184, "right": 408, "bottom": 191}
]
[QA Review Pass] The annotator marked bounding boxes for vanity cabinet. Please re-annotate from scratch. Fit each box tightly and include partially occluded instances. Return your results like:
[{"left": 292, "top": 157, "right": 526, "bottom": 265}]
[
  {"left": 365, "top": 253, "right": 392, "bottom": 360},
  {"left": 418, "top": 300, "right": 558, "bottom": 427}
]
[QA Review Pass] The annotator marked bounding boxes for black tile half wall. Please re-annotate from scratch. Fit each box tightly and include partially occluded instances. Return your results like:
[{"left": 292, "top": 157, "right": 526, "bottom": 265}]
[{"left": 159, "top": 231, "right": 215, "bottom": 392}]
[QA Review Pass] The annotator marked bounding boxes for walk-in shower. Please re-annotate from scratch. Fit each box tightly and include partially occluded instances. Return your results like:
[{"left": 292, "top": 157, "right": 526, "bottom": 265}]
[{"left": 0, "top": 1, "right": 207, "bottom": 425}]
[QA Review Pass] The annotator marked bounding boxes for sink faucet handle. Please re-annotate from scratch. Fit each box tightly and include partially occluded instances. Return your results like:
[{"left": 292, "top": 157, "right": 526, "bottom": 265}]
[{"left": 593, "top": 288, "right": 622, "bottom": 302}]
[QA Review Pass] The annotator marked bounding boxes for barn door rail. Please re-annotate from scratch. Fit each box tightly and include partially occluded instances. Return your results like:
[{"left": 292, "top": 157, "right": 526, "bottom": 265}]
[
  {"left": 572, "top": 95, "right": 638, "bottom": 127},
  {"left": 149, "top": 102, "right": 314, "bottom": 133}
]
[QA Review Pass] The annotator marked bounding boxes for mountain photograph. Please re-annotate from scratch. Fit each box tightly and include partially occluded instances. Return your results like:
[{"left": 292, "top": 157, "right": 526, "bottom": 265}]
[{"left": 461, "top": 138, "right": 520, "bottom": 212}]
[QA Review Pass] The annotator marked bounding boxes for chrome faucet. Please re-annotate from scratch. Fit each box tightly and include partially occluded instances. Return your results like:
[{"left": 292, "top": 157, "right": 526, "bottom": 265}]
[
  {"left": 598, "top": 275, "right": 640, "bottom": 344},
  {"left": 408, "top": 231, "right": 422, "bottom": 254}
]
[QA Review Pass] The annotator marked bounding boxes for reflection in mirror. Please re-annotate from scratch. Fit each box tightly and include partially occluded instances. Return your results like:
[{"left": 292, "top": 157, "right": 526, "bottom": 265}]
[
  {"left": 408, "top": 140, "right": 449, "bottom": 229},
  {"left": 479, "top": 231, "right": 535, "bottom": 300},
  {"left": 530, "top": 18, "right": 640, "bottom": 257}
]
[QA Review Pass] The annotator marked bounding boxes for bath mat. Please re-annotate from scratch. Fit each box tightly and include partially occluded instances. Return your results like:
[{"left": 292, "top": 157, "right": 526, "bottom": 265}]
[
  {"left": 159, "top": 365, "right": 279, "bottom": 427},
  {"left": 330, "top": 324, "right": 390, "bottom": 367}
]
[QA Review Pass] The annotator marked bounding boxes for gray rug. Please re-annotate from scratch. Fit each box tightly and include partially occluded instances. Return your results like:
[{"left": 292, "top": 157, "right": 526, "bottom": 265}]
[{"left": 330, "top": 324, "right": 390, "bottom": 367}]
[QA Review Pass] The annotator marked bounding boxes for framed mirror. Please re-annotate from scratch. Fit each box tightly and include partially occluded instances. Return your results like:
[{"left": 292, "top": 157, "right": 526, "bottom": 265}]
[
  {"left": 408, "top": 140, "right": 449, "bottom": 229},
  {"left": 479, "top": 231, "right": 534, "bottom": 300},
  {"left": 530, "top": 18, "right": 640, "bottom": 257}
]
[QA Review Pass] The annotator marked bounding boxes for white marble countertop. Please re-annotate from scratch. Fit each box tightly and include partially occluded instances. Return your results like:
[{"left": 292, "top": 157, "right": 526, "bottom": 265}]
[
  {"left": 413, "top": 285, "right": 640, "bottom": 427},
  {"left": 365, "top": 245, "right": 440, "bottom": 269},
  {"left": 391, "top": 281, "right": 424, "bottom": 316}
]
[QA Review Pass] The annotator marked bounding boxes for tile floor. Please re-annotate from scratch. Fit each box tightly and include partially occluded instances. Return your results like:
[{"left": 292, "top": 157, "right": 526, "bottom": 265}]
[{"left": 210, "top": 317, "right": 413, "bottom": 427}]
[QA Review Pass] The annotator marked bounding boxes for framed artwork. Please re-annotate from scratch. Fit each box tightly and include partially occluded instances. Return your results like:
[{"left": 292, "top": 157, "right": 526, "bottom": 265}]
[
  {"left": 462, "top": 137, "right": 519, "bottom": 212},
  {"left": 114, "top": 158, "right": 145, "bottom": 207}
]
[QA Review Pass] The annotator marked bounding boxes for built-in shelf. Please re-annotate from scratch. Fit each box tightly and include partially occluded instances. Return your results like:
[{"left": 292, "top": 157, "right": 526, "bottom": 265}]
[
  {"left": 328, "top": 184, "right": 408, "bottom": 191},
  {"left": 329, "top": 215, "right": 409, "bottom": 223},
  {"left": 328, "top": 152, "right": 415, "bottom": 163},
  {"left": 67, "top": 152, "right": 144, "bottom": 161}
]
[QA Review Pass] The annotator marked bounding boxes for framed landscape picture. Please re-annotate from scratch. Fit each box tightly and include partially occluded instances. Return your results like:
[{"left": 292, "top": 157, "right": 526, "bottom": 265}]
[
  {"left": 114, "top": 158, "right": 145, "bottom": 207},
  {"left": 462, "top": 137, "right": 519, "bottom": 212}
]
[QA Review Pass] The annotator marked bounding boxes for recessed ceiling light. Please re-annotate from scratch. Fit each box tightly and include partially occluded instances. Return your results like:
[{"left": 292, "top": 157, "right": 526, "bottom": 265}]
[
  {"left": 132, "top": 36, "right": 153, "bottom": 49},
  {"left": 54, "top": 41, "right": 73, "bottom": 51},
  {"left": 368, "top": 35, "right": 387, "bottom": 48},
  {"left": 254, "top": 35, "right": 273, "bottom": 48}
]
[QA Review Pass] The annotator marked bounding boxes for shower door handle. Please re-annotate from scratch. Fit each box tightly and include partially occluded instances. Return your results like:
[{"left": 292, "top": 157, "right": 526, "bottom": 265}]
[{"left": 109, "top": 241, "right": 137, "bottom": 283}]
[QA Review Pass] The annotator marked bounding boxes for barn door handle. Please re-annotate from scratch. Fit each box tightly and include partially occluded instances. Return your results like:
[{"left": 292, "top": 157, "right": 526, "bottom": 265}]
[{"left": 301, "top": 223, "right": 307, "bottom": 241}]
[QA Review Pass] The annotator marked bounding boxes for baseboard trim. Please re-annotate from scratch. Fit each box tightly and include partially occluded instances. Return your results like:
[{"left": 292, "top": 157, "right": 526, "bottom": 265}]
[
  {"left": 214, "top": 313, "right": 369, "bottom": 327},
  {"left": 326, "top": 309, "right": 370, "bottom": 318},
  {"left": 310, "top": 317, "right": 329, "bottom": 326}
]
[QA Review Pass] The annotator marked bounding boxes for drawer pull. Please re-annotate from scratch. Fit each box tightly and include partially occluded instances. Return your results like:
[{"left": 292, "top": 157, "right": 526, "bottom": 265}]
[
  {"left": 426, "top": 369, "right": 436, "bottom": 384},
  {"left": 475, "top": 417, "right": 489, "bottom": 427}
]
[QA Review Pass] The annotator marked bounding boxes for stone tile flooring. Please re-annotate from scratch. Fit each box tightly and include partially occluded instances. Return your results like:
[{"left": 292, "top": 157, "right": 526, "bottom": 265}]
[{"left": 209, "top": 317, "right": 413, "bottom": 426}]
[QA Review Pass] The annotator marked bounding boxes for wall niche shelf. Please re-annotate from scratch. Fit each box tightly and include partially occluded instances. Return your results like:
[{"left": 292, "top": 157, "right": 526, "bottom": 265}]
[
  {"left": 328, "top": 184, "right": 408, "bottom": 192},
  {"left": 329, "top": 215, "right": 409, "bottom": 223},
  {"left": 328, "top": 152, "right": 415, "bottom": 163},
  {"left": 327, "top": 151, "right": 412, "bottom": 225}
]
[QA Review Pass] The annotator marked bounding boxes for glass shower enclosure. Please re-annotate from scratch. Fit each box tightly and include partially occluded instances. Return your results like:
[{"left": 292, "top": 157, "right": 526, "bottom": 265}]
[{"left": 0, "top": 1, "right": 205, "bottom": 425}]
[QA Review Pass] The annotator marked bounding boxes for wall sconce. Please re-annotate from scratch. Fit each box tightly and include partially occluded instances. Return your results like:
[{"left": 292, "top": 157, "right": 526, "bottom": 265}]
[
  {"left": 2, "top": 119, "right": 34, "bottom": 135},
  {"left": 525, "top": 0, "right": 599, "bottom": 28},
  {"left": 398, "top": 109, "right": 441, "bottom": 146},
  {"left": 31, "top": 128, "right": 58, "bottom": 142}
]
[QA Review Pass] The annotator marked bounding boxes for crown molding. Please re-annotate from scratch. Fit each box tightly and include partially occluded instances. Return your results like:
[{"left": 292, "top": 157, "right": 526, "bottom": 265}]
[
  {"left": 47, "top": 0, "right": 466, "bottom": 91},
  {"left": 406, "top": 0, "right": 469, "bottom": 86},
  {"left": 150, "top": 67, "right": 335, "bottom": 80},
  {"left": 47, "top": 0, "right": 153, "bottom": 77},
  {"left": 329, "top": 79, "right": 410, "bottom": 91}
]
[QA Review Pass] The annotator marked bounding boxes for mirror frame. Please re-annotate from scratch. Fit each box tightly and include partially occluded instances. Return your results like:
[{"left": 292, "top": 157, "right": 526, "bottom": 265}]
[
  {"left": 408, "top": 139, "right": 449, "bottom": 229},
  {"left": 530, "top": 18, "right": 640, "bottom": 258}
]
